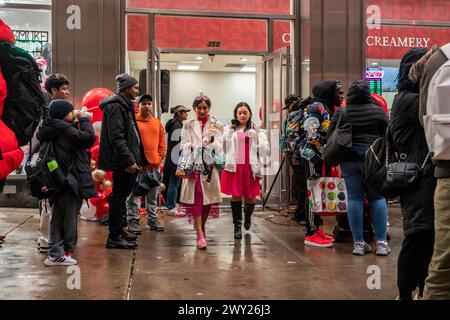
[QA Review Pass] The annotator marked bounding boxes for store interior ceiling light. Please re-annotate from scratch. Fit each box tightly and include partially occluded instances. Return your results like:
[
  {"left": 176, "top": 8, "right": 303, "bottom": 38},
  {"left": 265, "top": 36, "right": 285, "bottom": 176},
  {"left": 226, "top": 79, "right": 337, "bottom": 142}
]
[
  {"left": 372, "top": 62, "right": 379, "bottom": 66},
  {"left": 196, "top": 56, "right": 203, "bottom": 60},
  {"left": 240, "top": 58, "right": 248, "bottom": 62},
  {"left": 241, "top": 66, "right": 256, "bottom": 72},
  {"left": 177, "top": 65, "right": 200, "bottom": 71}
]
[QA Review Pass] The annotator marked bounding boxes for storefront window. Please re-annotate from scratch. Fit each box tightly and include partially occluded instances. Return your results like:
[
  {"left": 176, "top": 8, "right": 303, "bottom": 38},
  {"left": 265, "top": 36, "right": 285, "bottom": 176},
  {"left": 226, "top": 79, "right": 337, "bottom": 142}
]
[{"left": 365, "top": 0, "right": 450, "bottom": 109}]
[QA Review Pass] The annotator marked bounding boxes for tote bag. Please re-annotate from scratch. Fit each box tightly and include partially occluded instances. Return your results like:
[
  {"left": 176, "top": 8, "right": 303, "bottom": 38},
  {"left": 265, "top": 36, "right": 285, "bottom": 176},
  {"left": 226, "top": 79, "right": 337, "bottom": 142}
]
[{"left": 307, "top": 167, "right": 348, "bottom": 216}]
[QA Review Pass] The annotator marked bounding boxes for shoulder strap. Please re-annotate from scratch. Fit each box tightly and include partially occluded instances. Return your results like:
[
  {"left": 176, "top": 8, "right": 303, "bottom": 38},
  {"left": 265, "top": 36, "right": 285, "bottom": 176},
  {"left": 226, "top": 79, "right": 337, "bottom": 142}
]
[{"left": 441, "top": 43, "right": 450, "bottom": 60}]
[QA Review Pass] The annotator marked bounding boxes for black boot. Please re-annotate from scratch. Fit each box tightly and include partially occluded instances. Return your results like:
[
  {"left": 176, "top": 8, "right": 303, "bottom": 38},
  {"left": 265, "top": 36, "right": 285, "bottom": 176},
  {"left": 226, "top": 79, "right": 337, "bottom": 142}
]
[
  {"left": 230, "top": 201, "right": 242, "bottom": 239},
  {"left": 244, "top": 203, "right": 256, "bottom": 231}
]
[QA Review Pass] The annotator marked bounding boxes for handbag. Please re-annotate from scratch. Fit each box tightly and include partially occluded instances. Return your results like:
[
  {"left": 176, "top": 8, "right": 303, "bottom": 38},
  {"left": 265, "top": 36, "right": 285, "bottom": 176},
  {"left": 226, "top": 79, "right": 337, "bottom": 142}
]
[
  {"left": 175, "top": 149, "right": 195, "bottom": 179},
  {"left": 132, "top": 169, "right": 161, "bottom": 197},
  {"left": 364, "top": 128, "right": 399, "bottom": 198},
  {"left": 386, "top": 151, "right": 431, "bottom": 189},
  {"left": 307, "top": 166, "right": 347, "bottom": 216},
  {"left": 324, "top": 108, "right": 352, "bottom": 167}
]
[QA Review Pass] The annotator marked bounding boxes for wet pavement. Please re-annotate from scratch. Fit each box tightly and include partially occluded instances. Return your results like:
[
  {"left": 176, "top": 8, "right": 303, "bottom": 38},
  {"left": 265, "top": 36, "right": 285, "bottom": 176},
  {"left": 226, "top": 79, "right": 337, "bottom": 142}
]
[{"left": 0, "top": 206, "right": 404, "bottom": 300}]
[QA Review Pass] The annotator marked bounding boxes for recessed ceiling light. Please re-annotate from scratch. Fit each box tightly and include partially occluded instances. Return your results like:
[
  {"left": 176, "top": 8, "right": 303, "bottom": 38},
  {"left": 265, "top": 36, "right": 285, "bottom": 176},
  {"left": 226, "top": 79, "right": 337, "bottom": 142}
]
[
  {"left": 196, "top": 56, "right": 203, "bottom": 60},
  {"left": 241, "top": 67, "right": 256, "bottom": 72},
  {"left": 240, "top": 58, "right": 248, "bottom": 62},
  {"left": 371, "top": 62, "right": 379, "bottom": 66},
  {"left": 178, "top": 65, "right": 200, "bottom": 71}
]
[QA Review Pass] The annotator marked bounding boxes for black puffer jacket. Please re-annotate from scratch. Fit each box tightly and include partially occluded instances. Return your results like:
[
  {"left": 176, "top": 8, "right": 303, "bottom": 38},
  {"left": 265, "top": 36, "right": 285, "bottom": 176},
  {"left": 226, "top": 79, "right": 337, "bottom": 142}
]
[
  {"left": 390, "top": 48, "right": 436, "bottom": 235},
  {"left": 391, "top": 91, "right": 436, "bottom": 235},
  {"left": 37, "top": 118, "right": 97, "bottom": 199},
  {"left": 328, "top": 81, "right": 388, "bottom": 162},
  {"left": 98, "top": 94, "right": 146, "bottom": 171}
]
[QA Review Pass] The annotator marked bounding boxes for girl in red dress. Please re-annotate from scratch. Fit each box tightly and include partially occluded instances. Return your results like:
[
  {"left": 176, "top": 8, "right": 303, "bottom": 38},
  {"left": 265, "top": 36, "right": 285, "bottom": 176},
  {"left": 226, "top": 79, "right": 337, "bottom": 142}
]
[{"left": 221, "top": 102, "right": 269, "bottom": 239}]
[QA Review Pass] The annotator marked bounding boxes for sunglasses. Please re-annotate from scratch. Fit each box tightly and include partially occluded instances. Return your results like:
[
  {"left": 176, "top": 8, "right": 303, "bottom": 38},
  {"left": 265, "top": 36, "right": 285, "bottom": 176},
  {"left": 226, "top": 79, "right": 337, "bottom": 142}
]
[{"left": 194, "top": 95, "right": 210, "bottom": 101}]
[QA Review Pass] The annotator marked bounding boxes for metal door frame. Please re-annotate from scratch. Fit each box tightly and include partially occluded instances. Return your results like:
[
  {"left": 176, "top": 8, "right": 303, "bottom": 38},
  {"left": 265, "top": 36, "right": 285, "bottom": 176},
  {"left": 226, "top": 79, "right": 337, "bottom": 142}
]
[{"left": 261, "top": 46, "right": 291, "bottom": 211}]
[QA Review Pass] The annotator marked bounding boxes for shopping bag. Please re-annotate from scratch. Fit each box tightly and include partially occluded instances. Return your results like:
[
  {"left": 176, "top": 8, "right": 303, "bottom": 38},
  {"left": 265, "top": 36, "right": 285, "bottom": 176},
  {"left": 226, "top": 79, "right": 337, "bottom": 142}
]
[
  {"left": 175, "top": 149, "right": 195, "bottom": 179},
  {"left": 307, "top": 175, "right": 348, "bottom": 216}
]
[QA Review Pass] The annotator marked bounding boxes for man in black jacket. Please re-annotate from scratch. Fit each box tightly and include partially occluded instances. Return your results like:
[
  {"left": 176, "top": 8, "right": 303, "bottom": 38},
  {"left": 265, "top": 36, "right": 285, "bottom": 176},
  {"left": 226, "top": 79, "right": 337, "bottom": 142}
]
[
  {"left": 99, "top": 73, "right": 146, "bottom": 249},
  {"left": 312, "top": 80, "right": 345, "bottom": 116}
]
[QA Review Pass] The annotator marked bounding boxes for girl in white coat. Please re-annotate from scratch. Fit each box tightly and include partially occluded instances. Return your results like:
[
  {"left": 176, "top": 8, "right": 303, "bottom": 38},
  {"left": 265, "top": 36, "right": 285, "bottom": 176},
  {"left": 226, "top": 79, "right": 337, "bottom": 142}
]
[
  {"left": 221, "top": 102, "right": 269, "bottom": 239},
  {"left": 179, "top": 96, "right": 224, "bottom": 250}
]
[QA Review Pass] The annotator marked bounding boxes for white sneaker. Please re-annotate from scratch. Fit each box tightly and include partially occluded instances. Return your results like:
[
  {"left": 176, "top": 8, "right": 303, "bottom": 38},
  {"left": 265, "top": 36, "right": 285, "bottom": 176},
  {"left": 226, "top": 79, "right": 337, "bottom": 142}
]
[
  {"left": 352, "top": 241, "right": 372, "bottom": 256},
  {"left": 376, "top": 241, "right": 391, "bottom": 256},
  {"left": 166, "top": 208, "right": 177, "bottom": 216},
  {"left": 44, "top": 255, "right": 78, "bottom": 266}
]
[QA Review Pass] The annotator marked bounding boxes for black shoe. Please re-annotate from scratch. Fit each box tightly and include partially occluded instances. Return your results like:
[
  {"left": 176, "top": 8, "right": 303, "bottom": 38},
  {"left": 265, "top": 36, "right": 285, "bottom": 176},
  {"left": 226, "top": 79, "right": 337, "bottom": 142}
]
[
  {"left": 121, "top": 230, "right": 138, "bottom": 242},
  {"left": 127, "top": 220, "right": 143, "bottom": 235},
  {"left": 234, "top": 224, "right": 242, "bottom": 240},
  {"left": 244, "top": 203, "right": 255, "bottom": 231},
  {"left": 106, "top": 235, "right": 138, "bottom": 249},
  {"left": 146, "top": 219, "right": 165, "bottom": 232}
]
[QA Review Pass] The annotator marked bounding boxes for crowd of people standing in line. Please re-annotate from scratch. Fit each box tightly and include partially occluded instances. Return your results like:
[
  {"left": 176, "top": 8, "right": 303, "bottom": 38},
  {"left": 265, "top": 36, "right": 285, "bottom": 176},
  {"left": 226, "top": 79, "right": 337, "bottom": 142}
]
[{"left": 1, "top": 43, "right": 448, "bottom": 301}]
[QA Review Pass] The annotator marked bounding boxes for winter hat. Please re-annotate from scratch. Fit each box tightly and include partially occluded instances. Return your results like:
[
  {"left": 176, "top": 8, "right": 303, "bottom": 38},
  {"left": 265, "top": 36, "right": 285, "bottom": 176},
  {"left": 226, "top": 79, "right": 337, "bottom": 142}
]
[
  {"left": 49, "top": 100, "right": 74, "bottom": 120},
  {"left": 397, "top": 48, "right": 428, "bottom": 92},
  {"left": 346, "top": 80, "right": 372, "bottom": 105},
  {"left": 115, "top": 73, "right": 138, "bottom": 93}
]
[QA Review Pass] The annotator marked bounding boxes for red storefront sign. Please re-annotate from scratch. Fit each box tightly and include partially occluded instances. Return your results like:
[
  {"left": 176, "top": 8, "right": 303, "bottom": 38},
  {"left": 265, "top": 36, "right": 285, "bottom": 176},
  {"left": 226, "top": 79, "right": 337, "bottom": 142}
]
[
  {"left": 367, "top": 26, "right": 450, "bottom": 60},
  {"left": 367, "top": 0, "right": 450, "bottom": 22},
  {"left": 126, "top": 0, "right": 291, "bottom": 14},
  {"left": 127, "top": 16, "right": 291, "bottom": 52}
]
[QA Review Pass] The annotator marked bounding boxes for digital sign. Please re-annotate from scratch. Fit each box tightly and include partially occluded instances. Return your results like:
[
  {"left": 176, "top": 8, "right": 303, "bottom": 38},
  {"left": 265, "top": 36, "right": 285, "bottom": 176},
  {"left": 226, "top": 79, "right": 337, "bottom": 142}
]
[{"left": 366, "top": 68, "right": 384, "bottom": 95}]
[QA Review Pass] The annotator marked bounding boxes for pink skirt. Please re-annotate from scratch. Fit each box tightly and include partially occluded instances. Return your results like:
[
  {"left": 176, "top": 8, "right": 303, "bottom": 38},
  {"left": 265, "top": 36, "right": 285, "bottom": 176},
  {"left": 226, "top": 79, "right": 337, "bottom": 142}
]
[
  {"left": 180, "top": 173, "right": 220, "bottom": 220},
  {"left": 221, "top": 164, "right": 261, "bottom": 199}
]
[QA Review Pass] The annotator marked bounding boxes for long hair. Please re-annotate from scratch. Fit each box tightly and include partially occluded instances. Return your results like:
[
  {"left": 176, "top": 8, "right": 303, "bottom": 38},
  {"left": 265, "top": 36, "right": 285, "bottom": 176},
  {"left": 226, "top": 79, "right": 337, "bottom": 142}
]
[{"left": 233, "top": 102, "right": 253, "bottom": 131}]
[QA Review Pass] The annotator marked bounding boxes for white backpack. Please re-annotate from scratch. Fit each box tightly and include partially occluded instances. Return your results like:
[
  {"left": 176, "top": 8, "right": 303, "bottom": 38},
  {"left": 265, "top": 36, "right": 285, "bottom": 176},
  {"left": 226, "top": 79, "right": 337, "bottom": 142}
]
[{"left": 423, "top": 43, "right": 450, "bottom": 161}]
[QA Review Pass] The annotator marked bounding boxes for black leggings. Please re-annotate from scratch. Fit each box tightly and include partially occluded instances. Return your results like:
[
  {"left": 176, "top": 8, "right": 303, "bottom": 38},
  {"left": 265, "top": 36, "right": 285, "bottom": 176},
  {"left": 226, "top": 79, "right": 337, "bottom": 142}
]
[{"left": 397, "top": 231, "right": 435, "bottom": 300}]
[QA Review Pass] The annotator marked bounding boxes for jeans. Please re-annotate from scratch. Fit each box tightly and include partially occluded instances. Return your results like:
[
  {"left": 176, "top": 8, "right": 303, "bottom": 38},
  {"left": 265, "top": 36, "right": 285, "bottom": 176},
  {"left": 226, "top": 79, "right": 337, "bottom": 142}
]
[
  {"left": 165, "top": 175, "right": 181, "bottom": 210},
  {"left": 127, "top": 185, "right": 159, "bottom": 223},
  {"left": 341, "top": 154, "right": 388, "bottom": 243},
  {"left": 109, "top": 170, "right": 137, "bottom": 239},
  {"left": 48, "top": 191, "right": 82, "bottom": 258}
]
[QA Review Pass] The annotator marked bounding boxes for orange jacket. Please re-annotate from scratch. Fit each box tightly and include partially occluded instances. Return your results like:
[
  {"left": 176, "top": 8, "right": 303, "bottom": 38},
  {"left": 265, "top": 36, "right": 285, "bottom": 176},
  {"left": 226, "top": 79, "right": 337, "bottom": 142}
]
[{"left": 136, "top": 113, "right": 167, "bottom": 169}]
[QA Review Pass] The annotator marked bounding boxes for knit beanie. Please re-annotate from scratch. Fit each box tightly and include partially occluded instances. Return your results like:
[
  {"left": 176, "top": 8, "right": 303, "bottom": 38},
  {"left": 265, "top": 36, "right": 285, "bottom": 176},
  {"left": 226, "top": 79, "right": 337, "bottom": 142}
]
[
  {"left": 115, "top": 73, "right": 138, "bottom": 93},
  {"left": 49, "top": 100, "right": 74, "bottom": 120}
]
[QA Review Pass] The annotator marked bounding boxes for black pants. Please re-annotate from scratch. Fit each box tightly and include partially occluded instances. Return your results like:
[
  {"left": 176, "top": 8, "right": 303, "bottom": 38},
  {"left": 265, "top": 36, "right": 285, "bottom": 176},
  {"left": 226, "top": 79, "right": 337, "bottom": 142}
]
[
  {"left": 305, "top": 159, "right": 324, "bottom": 236},
  {"left": 109, "top": 170, "right": 137, "bottom": 239},
  {"left": 397, "top": 231, "right": 435, "bottom": 299},
  {"left": 291, "top": 161, "right": 307, "bottom": 221}
]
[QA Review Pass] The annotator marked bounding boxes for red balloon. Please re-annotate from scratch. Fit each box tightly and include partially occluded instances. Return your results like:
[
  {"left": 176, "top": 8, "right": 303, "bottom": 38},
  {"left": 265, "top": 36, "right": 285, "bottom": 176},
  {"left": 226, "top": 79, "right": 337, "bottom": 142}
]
[{"left": 81, "top": 88, "right": 113, "bottom": 123}]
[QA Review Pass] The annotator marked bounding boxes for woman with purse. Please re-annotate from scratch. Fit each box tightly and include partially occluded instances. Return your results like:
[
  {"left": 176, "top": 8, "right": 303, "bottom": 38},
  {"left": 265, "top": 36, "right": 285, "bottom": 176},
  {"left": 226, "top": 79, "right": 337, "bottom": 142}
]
[
  {"left": 221, "top": 102, "right": 269, "bottom": 239},
  {"left": 179, "top": 95, "right": 224, "bottom": 250},
  {"left": 390, "top": 48, "right": 436, "bottom": 300},
  {"left": 328, "top": 80, "right": 390, "bottom": 256}
]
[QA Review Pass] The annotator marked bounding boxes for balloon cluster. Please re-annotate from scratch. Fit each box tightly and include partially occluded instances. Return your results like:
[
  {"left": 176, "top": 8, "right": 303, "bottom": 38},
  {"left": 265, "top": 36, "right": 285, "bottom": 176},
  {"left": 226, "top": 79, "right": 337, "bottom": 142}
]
[{"left": 78, "top": 88, "right": 114, "bottom": 223}]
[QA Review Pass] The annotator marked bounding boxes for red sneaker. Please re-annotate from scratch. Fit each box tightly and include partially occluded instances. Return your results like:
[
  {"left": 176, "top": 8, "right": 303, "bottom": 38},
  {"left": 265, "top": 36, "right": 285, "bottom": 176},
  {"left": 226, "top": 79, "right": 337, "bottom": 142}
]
[
  {"left": 318, "top": 228, "right": 335, "bottom": 242},
  {"left": 305, "top": 232, "right": 334, "bottom": 248}
]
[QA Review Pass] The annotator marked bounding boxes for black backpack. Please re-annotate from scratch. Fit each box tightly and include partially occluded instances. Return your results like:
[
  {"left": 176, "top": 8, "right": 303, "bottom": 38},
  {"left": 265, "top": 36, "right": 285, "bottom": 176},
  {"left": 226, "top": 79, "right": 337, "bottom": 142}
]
[
  {"left": 0, "top": 42, "right": 45, "bottom": 146},
  {"left": 25, "top": 141, "right": 66, "bottom": 199},
  {"left": 363, "top": 129, "right": 399, "bottom": 198}
]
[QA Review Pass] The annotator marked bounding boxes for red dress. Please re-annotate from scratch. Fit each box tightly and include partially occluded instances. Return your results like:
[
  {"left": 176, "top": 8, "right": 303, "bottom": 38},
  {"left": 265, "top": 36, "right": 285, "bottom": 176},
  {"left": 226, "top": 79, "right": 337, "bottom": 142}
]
[{"left": 221, "top": 131, "right": 261, "bottom": 198}]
